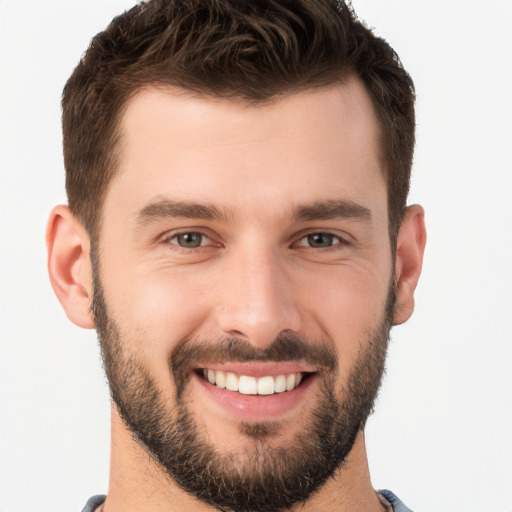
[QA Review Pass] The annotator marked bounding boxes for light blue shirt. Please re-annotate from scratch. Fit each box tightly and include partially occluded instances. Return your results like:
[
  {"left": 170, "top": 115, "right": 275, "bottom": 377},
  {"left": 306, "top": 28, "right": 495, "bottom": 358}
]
[
  {"left": 380, "top": 489, "right": 414, "bottom": 512},
  {"left": 82, "top": 490, "right": 414, "bottom": 511}
]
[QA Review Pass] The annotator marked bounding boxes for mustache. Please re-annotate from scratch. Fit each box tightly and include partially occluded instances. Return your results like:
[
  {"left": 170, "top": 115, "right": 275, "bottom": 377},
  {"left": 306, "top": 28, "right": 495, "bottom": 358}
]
[{"left": 170, "top": 331, "right": 338, "bottom": 395}]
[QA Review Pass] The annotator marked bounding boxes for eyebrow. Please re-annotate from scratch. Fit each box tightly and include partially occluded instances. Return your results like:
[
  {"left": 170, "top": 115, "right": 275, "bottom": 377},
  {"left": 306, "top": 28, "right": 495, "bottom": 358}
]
[
  {"left": 294, "top": 200, "right": 372, "bottom": 222},
  {"left": 136, "top": 199, "right": 230, "bottom": 226},
  {"left": 135, "top": 198, "right": 372, "bottom": 227}
]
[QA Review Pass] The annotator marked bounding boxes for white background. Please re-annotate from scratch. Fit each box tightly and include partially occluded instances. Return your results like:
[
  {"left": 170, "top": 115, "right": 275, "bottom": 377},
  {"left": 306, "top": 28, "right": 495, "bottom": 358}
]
[{"left": 1, "top": 1, "right": 511, "bottom": 511}]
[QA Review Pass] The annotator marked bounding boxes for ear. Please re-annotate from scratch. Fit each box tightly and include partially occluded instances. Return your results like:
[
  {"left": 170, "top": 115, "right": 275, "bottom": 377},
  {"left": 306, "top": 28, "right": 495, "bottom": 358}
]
[
  {"left": 46, "top": 205, "right": 95, "bottom": 329},
  {"left": 392, "top": 205, "right": 427, "bottom": 325}
]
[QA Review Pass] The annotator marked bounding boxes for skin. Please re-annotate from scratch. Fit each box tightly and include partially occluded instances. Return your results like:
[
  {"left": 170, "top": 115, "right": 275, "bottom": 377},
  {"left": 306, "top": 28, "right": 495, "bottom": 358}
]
[{"left": 47, "top": 76, "right": 426, "bottom": 512}]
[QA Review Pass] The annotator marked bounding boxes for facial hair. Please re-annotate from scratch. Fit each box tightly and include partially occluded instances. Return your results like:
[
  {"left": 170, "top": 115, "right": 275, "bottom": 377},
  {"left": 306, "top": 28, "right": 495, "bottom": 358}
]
[{"left": 92, "top": 259, "right": 394, "bottom": 512}]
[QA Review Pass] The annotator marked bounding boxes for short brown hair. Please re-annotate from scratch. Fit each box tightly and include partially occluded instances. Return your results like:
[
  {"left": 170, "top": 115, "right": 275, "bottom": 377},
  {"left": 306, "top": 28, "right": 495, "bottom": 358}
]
[{"left": 62, "top": 0, "right": 415, "bottom": 242}]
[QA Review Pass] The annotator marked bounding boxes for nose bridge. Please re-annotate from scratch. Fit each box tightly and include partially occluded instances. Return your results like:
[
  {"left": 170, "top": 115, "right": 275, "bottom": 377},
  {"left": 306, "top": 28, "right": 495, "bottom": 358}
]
[{"left": 215, "top": 238, "right": 301, "bottom": 347}]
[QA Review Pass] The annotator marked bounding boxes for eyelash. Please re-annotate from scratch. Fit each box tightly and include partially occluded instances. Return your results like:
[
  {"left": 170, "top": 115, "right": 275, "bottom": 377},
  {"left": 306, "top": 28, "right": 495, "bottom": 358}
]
[
  {"left": 163, "top": 230, "right": 349, "bottom": 251},
  {"left": 294, "top": 232, "right": 348, "bottom": 250},
  {"left": 164, "top": 231, "right": 215, "bottom": 249}
]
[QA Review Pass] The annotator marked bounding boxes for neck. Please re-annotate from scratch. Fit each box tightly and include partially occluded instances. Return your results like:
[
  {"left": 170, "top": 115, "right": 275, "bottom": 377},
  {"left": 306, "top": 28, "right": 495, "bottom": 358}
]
[{"left": 103, "top": 408, "right": 384, "bottom": 512}]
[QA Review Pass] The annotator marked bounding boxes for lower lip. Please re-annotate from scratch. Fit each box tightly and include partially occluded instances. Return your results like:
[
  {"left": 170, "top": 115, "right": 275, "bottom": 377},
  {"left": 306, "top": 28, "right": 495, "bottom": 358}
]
[{"left": 192, "top": 372, "right": 317, "bottom": 422}]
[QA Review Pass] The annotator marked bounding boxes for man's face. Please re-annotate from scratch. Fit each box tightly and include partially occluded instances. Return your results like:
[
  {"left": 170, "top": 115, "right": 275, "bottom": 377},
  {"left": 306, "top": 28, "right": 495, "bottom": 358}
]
[{"left": 93, "top": 78, "right": 394, "bottom": 511}]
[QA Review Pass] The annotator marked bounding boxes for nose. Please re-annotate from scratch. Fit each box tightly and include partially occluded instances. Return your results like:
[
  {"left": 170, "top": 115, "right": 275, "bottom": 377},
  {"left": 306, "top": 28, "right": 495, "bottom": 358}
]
[{"left": 214, "top": 243, "right": 302, "bottom": 348}]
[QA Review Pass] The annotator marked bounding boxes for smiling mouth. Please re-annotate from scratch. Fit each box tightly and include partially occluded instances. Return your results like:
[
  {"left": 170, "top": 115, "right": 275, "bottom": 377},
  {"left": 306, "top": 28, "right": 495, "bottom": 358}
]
[{"left": 197, "top": 368, "right": 313, "bottom": 395}]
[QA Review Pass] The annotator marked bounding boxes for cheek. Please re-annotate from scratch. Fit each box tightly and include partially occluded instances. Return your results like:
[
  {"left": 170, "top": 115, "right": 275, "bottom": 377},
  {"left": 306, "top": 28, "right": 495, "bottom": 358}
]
[
  {"left": 297, "top": 264, "right": 391, "bottom": 369},
  {"left": 102, "top": 267, "right": 211, "bottom": 365}
]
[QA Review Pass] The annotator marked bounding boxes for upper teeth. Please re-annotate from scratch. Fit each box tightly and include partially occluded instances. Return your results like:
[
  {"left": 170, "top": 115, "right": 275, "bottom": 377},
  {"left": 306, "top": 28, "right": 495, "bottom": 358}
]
[{"left": 203, "top": 369, "right": 303, "bottom": 395}]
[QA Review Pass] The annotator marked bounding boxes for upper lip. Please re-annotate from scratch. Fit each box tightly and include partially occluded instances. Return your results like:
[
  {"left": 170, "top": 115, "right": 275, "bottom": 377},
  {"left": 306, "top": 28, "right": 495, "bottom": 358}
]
[{"left": 194, "top": 362, "right": 317, "bottom": 378}]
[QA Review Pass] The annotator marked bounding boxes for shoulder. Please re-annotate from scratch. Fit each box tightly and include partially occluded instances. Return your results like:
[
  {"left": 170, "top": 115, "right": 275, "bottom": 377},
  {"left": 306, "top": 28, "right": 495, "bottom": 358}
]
[
  {"left": 81, "top": 495, "right": 106, "bottom": 512},
  {"left": 379, "top": 489, "right": 415, "bottom": 512}
]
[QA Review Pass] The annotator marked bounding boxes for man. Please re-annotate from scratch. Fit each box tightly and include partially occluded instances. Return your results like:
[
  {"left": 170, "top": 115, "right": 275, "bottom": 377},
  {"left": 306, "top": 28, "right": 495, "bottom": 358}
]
[{"left": 46, "top": 0, "right": 426, "bottom": 511}]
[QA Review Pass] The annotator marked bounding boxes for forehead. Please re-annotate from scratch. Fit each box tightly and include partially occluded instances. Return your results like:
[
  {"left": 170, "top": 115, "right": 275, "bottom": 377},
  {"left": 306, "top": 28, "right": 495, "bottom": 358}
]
[{"left": 108, "top": 78, "right": 385, "bottom": 226}]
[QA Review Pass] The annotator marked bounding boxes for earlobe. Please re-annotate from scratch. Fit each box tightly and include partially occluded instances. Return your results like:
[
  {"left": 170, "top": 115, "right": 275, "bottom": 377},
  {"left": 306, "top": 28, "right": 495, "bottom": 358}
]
[
  {"left": 46, "top": 205, "right": 95, "bottom": 329},
  {"left": 392, "top": 205, "right": 427, "bottom": 326}
]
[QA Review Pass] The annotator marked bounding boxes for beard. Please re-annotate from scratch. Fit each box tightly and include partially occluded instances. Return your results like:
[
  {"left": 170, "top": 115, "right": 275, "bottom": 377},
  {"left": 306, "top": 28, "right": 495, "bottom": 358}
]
[{"left": 92, "top": 259, "right": 394, "bottom": 512}]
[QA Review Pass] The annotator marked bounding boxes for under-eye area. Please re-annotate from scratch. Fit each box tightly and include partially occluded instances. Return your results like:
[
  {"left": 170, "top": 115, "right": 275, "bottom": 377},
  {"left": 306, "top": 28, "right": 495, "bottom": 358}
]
[{"left": 196, "top": 369, "right": 314, "bottom": 395}]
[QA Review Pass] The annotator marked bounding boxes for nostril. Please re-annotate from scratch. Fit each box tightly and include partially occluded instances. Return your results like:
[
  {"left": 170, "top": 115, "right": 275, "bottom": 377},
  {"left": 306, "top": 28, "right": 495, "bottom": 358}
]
[{"left": 227, "top": 329, "right": 247, "bottom": 340}]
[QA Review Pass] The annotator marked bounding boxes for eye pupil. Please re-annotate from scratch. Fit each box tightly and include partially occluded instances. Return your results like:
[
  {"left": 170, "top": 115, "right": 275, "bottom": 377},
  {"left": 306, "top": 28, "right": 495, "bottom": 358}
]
[
  {"left": 177, "top": 232, "right": 203, "bottom": 248},
  {"left": 307, "top": 233, "right": 334, "bottom": 248}
]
